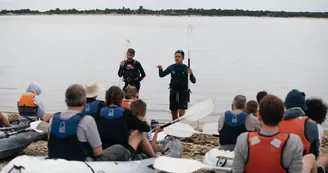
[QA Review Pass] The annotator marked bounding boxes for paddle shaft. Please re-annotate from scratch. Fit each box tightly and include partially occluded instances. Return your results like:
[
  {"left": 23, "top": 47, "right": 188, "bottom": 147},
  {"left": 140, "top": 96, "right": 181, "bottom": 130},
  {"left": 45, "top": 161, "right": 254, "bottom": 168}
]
[
  {"left": 147, "top": 118, "right": 181, "bottom": 135},
  {"left": 0, "top": 129, "right": 31, "bottom": 138}
]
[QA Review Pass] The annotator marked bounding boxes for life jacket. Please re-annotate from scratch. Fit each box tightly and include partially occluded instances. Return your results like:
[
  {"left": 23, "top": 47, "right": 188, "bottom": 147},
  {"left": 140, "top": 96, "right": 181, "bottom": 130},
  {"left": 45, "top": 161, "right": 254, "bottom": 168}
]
[
  {"left": 83, "top": 100, "right": 101, "bottom": 116},
  {"left": 17, "top": 93, "right": 38, "bottom": 120},
  {"left": 279, "top": 115, "right": 311, "bottom": 154},
  {"left": 48, "top": 113, "right": 93, "bottom": 161},
  {"left": 97, "top": 107, "right": 130, "bottom": 149},
  {"left": 169, "top": 64, "right": 188, "bottom": 91},
  {"left": 123, "top": 60, "right": 140, "bottom": 82},
  {"left": 122, "top": 99, "right": 132, "bottom": 109},
  {"left": 219, "top": 111, "right": 248, "bottom": 145},
  {"left": 245, "top": 132, "right": 289, "bottom": 173}
]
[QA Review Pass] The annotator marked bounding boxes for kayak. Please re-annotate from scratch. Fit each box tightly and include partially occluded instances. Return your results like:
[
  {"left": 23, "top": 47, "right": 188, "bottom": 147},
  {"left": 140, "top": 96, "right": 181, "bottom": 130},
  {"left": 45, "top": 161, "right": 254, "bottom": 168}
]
[
  {"left": 0, "top": 155, "right": 158, "bottom": 173},
  {"left": 202, "top": 148, "right": 234, "bottom": 173},
  {"left": 0, "top": 125, "right": 47, "bottom": 160}
]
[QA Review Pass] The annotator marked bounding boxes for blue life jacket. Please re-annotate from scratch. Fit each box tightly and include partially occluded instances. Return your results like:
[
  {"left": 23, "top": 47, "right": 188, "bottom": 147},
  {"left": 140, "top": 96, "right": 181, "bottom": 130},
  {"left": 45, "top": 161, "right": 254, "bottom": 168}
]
[
  {"left": 48, "top": 112, "right": 92, "bottom": 161},
  {"left": 219, "top": 111, "right": 248, "bottom": 145},
  {"left": 83, "top": 100, "right": 101, "bottom": 116},
  {"left": 97, "top": 107, "right": 130, "bottom": 149}
]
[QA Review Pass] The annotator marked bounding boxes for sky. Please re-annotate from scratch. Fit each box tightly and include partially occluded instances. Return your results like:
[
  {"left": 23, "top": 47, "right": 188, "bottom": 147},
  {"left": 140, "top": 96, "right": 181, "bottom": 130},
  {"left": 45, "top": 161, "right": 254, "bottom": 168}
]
[{"left": 0, "top": 0, "right": 327, "bottom": 12}]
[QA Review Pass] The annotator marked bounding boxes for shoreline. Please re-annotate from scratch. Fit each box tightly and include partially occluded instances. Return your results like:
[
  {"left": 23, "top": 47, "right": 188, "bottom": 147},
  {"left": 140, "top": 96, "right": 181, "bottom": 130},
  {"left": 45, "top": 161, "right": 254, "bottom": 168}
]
[{"left": 0, "top": 14, "right": 327, "bottom": 19}]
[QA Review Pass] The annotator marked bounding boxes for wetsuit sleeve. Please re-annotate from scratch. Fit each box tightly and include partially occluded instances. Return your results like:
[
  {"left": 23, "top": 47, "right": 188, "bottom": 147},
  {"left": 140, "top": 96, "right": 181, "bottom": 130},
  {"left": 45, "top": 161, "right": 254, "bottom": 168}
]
[
  {"left": 136, "top": 61, "right": 146, "bottom": 81},
  {"left": 159, "top": 65, "right": 171, "bottom": 77},
  {"left": 232, "top": 133, "right": 249, "bottom": 173},
  {"left": 118, "top": 65, "right": 124, "bottom": 77},
  {"left": 189, "top": 73, "right": 196, "bottom": 84},
  {"left": 305, "top": 120, "right": 320, "bottom": 158},
  {"left": 122, "top": 110, "right": 150, "bottom": 132}
]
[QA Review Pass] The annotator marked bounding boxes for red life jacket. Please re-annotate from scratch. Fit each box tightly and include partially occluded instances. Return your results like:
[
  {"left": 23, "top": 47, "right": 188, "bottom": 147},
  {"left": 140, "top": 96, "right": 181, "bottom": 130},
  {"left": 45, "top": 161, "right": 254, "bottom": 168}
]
[
  {"left": 245, "top": 132, "right": 289, "bottom": 173},
  {"left": 121, "top": 99, "right": 132, "bottom": 109},
  {"left": 279, "top": 116, "right": 311, "bottom": 154}
]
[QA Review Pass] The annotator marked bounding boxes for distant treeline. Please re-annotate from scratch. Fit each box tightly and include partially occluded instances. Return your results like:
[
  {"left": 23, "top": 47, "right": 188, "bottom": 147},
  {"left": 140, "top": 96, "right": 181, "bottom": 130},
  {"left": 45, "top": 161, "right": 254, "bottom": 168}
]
[{"left": 1, "top": 6, "right": 328, "bottom": 18}]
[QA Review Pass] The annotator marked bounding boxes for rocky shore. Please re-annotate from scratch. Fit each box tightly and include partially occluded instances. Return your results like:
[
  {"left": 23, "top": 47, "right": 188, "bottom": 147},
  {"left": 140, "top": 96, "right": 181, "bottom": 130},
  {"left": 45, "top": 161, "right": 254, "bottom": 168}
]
[{"left": 1, "top": 134, "right": 328, "bottom": 173}]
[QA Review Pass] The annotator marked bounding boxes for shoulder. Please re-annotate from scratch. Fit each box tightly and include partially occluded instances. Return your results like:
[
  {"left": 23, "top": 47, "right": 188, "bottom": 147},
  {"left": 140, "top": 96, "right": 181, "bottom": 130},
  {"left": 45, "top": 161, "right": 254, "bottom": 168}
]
[
  {"left": 305, "top": 119, "right": 319, "bottom": 137},
  {"left": 79, "top": 115, "right": 96, "bottom": 127},
  {"left": 236, "top": 132, "right": 249, "bottom": 147},
  {"left": 286, "top": 133, "right": 303, "bottom": 150}
]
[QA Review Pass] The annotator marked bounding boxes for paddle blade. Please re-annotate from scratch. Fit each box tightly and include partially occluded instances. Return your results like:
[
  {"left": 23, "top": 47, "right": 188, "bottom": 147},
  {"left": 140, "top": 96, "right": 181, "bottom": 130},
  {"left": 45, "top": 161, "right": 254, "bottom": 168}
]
[
  {"left": 154, "top": 156, "right": 205, "bottom": 173},
  {"left": 29, "top": 121, "right": 44, "bottom": 133},
  {"left": 163, "top": 122, "right": 196, "bottom": 138},
  {"left": 36, "top": 122, "right": 49, "bottom": 132},
  {"left": 183, "top": 98, "right": 215, "bottom": 122}
]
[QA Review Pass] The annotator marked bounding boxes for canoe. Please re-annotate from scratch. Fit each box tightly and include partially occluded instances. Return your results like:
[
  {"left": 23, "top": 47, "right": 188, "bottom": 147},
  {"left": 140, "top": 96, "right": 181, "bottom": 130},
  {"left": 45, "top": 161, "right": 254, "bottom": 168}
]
[
  {"left": 0, "top": 125, "right": 47, "bottom": 160},
  {"left": 202, "top": 148, "right": 234, "bottom": 173},
  {"left": 0, "top": 155, "right": 158, "bottom": 173}
]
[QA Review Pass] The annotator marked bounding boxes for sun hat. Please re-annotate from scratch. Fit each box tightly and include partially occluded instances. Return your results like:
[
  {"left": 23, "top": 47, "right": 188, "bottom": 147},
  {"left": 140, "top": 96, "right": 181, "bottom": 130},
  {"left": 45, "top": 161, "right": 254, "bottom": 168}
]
[{"left": 85, "top": 81, "right": 104, "bottom": 98}]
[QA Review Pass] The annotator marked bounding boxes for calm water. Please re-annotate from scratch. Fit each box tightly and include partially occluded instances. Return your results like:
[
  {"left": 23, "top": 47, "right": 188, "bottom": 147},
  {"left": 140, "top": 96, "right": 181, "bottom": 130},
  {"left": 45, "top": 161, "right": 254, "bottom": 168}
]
[{"left": 0, "top": 15, "right": 328, "bottom": 125}]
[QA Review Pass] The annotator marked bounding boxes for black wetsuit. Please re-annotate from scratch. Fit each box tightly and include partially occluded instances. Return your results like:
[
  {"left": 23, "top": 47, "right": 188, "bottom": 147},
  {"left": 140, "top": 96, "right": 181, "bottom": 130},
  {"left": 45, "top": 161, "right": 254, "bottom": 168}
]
[
  {"left": 118, "top": 59, "right": 146, "bottom": 91},
  {"left": 159, "top": 64, "right": 196, "bottom": 110}
]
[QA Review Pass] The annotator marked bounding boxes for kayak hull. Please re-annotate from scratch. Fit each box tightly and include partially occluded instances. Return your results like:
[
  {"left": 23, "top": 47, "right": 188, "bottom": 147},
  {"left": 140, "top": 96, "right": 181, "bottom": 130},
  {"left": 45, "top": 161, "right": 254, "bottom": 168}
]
[
  {"left": 0, "top": 129, "right": 47, "bottom": 160},
  {"left": 1, "top": 156, "right": 158, "bottom": 173},
  {"left": 203, "top": 148, "right": 233, "bottom": 173}
]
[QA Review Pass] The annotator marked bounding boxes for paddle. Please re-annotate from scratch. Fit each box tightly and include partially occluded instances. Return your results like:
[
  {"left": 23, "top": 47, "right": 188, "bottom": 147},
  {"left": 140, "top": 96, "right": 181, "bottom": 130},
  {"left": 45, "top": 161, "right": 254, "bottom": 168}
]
[
  {"left": 146, "top": 98, "right": 215, "bottom": 135},
  {"left": 187, "top": 25, "right": 192, "bottom": 93},
  {"left": 0, "top": 121, "right": 45, "bottom": 139},
  {"left": 154, "top": 156, "right": 232, "bottom": 173},
  {"left": 163, "top": 122, "right": 219, "bottom": 138},
  {"left": 118, "top": 39, "right": 131, "bottom": 87}
]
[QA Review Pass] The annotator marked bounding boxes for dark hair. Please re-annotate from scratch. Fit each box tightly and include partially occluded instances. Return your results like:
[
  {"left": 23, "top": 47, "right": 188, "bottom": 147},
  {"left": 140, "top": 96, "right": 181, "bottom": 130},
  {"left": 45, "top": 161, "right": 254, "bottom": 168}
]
[
  {"left": 124, "top": 85, "right": 138, "bottom": 99},
  {"left": 233, "top": 95, "right": 247, "bottom": 109},
  {"left": 175, "top": 50, "right": 185, "bottom": 58},
  {"left": 259, "top": 95, "right": 284, "bottom": 126},
  {"left": 306, "top": 98, "right": 328, "bottom": 124},
  {"left": 246, "top": 100, "right": 258, "bottom": 115},
  {"left": 130, "top": 99, "right": 147, "bottom": 117},
  {"left": 65, "top": 84, "right": 86, "bottom": 107},
  {"left": 256, "top": 91, "right": 268, "bottom": 103},
  {"left": 105, "top": 86, "right": 124, "bottom": 106},
  {"left": 127, "top": 48, "right": 135, "bottom": 55}
]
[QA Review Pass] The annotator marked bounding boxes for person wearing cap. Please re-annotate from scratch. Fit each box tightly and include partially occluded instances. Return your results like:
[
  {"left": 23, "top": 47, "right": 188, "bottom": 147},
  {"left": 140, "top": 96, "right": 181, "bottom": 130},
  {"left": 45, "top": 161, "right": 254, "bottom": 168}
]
[
  {"left": 83, "top": 81, "right": 106, "bottom": 118},
  {"left": 279, "top": 89, "right": 319, "bottom": 158},
  {"left": 218, "top": 95, "right": 261, "bottom": 151},
  {"left": 157, "top": 50, "right": 196, "bottom": 120},
  {"left": 17, "top": 81, "right": 51, "bottom": 124}
]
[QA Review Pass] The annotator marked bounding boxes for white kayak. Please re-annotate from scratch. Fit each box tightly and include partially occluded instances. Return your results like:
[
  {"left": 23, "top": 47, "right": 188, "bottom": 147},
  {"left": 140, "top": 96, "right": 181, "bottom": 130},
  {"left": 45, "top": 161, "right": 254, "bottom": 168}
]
[
  {"left": 202, "top": 148, "right": 234, "bottom": 173},
  {"left": 1, "top": 155, "right": 158, "bottom": 173}
]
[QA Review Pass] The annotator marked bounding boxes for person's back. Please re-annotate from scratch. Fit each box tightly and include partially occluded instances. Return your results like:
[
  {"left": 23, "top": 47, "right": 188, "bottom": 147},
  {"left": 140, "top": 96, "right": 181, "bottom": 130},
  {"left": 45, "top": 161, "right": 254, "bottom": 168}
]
[
  {"left": 17, "top": 81, "right": 45, "bottom": 123},
  {"left": 218, "top": 95, "right": 261, "bottom": 151},
  {"left": 48, "top": 84, "right": 102, "bottom": 161},
  {"left": 279, "top": 89, "right": 319, "bottom": 157},
  {"left": 98, "top": 106, "right": 130, "bottom": 149},
  {"left": 233, "top": 95, "right": 303, "bottom": 173}
]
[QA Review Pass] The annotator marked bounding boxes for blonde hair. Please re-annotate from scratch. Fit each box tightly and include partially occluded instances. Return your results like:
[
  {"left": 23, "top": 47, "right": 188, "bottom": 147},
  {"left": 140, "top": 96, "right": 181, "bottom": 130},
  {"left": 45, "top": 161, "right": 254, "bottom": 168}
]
[{"left": 124, "top": 85, "right": 138, "bottom": 99}]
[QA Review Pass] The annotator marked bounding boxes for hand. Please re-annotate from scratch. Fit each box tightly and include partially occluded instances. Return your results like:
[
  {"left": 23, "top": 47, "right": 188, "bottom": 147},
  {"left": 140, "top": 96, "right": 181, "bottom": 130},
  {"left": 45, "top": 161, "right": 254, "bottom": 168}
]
[
  {"left": 157, "top": 65, "right": 163, "bottom": 69},
  {"left": 155, "top": 126, "right": 163, "bottom": 133},
  {"left": 188, "top": 68, "right": 192, "bottom": 74},
  {"left": 120, "top": 61, "right": 125, "bottom": 67}
]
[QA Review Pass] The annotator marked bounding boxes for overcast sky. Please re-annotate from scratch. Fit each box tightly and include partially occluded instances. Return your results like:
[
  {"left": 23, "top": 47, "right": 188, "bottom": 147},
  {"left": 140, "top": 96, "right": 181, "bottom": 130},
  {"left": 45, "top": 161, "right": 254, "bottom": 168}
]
[{"left": 0, "top": 0, "right": 327, "bottom": 12}]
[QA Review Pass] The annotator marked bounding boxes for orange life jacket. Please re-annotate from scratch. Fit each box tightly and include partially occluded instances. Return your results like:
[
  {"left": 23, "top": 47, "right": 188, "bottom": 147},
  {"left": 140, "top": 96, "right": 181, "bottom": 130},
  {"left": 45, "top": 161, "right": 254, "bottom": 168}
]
[
  {"left": 245, "top": 132, "right": 289, "bottom": 173},
  {"left": 18, "top": 93, "right": 37, "bottom": 107},
  {"left": 279, "top": 116, "right": 311, "bottom": 154},
  {"left": 122, "top": 99, "right": 132, "bottom": 109}
]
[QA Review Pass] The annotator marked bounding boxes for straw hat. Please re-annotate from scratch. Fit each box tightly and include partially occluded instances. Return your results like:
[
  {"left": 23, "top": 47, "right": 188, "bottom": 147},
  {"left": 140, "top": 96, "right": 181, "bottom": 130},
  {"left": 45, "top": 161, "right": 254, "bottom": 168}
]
[{"left": 85, "top": 81, "right": 104, "bottom": 98}]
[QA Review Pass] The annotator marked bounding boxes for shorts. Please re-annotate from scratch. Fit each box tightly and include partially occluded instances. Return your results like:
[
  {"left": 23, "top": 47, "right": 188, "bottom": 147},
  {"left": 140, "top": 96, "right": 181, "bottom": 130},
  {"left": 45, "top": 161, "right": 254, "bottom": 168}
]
[
  {"left": 169, "top": 89, "right": 189, "bottom": 111},
  {"left": 94, "top": 144, "right": 132, "bottom": 161}
]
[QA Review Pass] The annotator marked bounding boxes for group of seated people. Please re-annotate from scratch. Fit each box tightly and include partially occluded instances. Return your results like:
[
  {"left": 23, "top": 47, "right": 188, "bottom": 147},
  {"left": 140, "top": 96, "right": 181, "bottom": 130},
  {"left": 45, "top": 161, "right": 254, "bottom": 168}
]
[
  {"left": 220, "top": 90, "right": 328, "bottom": 173},
  {"left": 1, "top": 81, "right": 163, "bottom": 161}
]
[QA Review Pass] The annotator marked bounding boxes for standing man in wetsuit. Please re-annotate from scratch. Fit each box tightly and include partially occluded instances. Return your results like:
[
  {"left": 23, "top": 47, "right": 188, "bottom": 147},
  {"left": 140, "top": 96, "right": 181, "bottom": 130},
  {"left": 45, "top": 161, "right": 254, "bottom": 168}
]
[
  {"left": 118, "top": 48, "right": 146, "bottom": 91},
  {"left": 157, "top": 50, "right": 196, "bottom": 120}
]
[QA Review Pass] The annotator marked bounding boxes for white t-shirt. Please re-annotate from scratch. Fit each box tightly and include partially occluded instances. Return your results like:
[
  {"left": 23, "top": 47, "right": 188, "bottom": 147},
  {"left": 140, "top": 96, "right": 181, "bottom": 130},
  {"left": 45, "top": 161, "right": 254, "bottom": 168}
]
[{"left": 318, "top": 124, "right": 324, "bottom": 144}]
